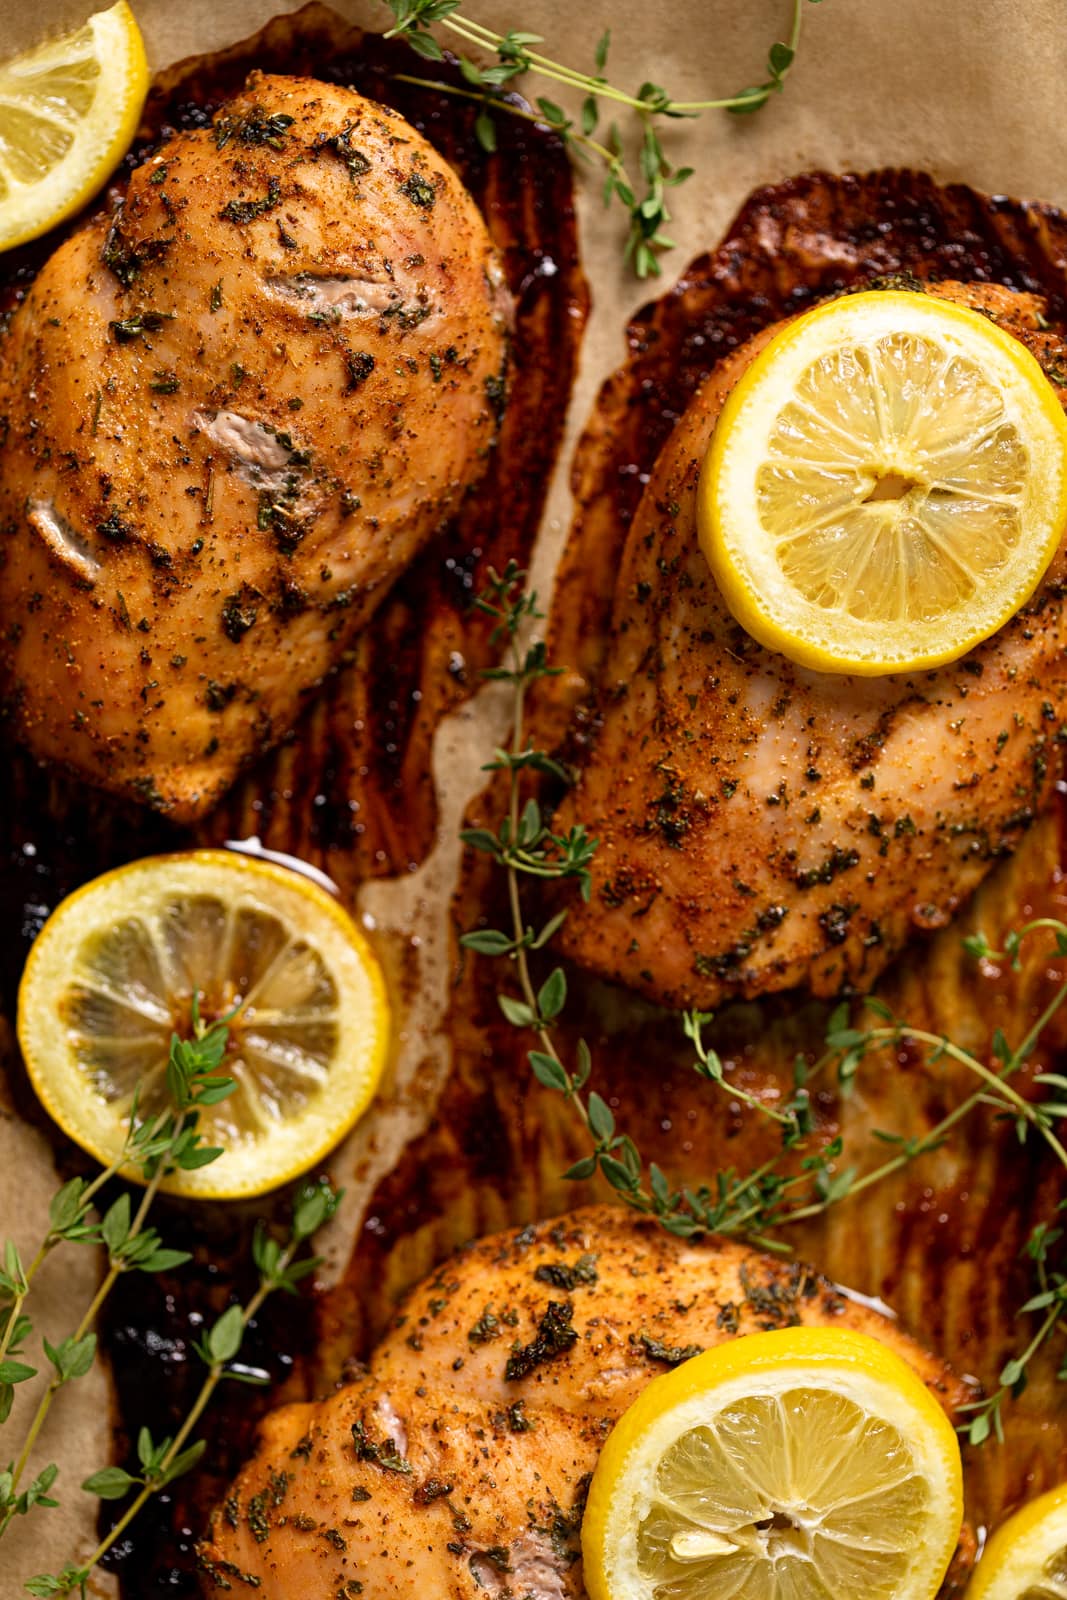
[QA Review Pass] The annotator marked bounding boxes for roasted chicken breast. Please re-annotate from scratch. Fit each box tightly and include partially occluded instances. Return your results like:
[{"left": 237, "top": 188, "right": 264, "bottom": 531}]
[
  {"left": 0, "top": 72, "right": 508, "bottom": 820},
  {"left": 199, "top": 1206, "right": 973, "bottom": 1596},
  {"left": 552, "top": 281, "right": 1067, "bottom": 1009}
]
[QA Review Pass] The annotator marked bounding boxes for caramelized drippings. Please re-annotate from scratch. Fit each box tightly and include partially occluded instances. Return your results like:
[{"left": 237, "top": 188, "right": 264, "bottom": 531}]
[
  {"left": 0, "top": 5, "right": 585, "bottom": 1593},
  {"left": 5, "top": 48, "right": 1067, "bottom": 1592},
  {"left": 334, "top": 173, "right": 1067, "bottom": 1600}
]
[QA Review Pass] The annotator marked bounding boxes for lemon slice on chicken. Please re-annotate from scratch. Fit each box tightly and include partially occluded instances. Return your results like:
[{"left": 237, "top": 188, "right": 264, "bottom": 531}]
[
  {"left": 17, "top": 850, "right": 389, "bottom": 1199},
  {"left": 0, "top": 2, "right": 148, "bottom": 253},
  {"left": 699, "top": 289, "right": 1067, "bottom": 675},
  {"left": 581, "top": 1325, "right": 963, "bottom": 1600},
  {"left": 965, "top": 1481, "right": 1067, "bottom": 1599}
]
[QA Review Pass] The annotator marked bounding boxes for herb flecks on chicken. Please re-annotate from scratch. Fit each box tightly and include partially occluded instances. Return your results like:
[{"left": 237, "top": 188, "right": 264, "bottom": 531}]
[
  {"left": 198, "top": 1206, "right": 975, "bottom": 1595},
  {"left": 552, "top": 281, "right": 1067, "bottom": 1008},
  {"left": 0, "top": 72, "right": 509, "bottom": 820}
]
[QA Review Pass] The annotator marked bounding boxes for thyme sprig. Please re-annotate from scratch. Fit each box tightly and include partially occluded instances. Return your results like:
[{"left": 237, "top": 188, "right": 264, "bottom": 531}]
[
  {"left": 460, "top": 564, "right": 826, "bottom": 1241},
  {"left": 0, "top": 986, "right": 342, "bottom": 1598},
  {"left": 0, "top": 999, "right": 238, "bottom": 1546},
  {"left": 957, "top": 1207, "right": 1067, "bottom": 1447},
  {"left": 25, "top": 1180, "right": 340, "bottom": 1600},
  {"left": 382, "top": 0, "right": 822, "bottom": 276},
  {"left": 461, "top": 566, "right": 1067, "bottom": 1441}
]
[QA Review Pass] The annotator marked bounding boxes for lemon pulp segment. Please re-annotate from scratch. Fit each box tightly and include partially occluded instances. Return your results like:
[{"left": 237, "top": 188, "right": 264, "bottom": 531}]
[
  {"left": 699, "top": 290, "right": 1067, "bottom": 675},
  {"left": 17, "top": 850, "right": 390, "bottom": 1199},
  {"left": 582, "top": 1326, "right": 964, "bottom": 1600},
  {"left": 0, "top": 2, "right": 148, "bottom": 252}
]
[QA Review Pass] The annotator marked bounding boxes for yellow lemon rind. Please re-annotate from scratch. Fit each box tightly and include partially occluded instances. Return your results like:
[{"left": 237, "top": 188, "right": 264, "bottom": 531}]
[
  {"left": 965, "top": 1480, "right": 1067, "bottom": 1599},
  {"left": 0, "top": 1, "right": 149, "bottom": 253},
  {"left": 581, "top": 1324, "right": 964, "bottom": 1600},
  {"left": 698, "top": 290, "right": 1067, "bottom": 677}
]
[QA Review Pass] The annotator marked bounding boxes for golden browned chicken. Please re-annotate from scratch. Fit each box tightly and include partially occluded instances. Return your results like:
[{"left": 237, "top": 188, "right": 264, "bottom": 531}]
[
  {"left": 0, "top": 72, "right": 507, "bottom": 820},
  {"left": 552, "top": 282, "right": 1067, "bottom": 1009},
  {"left": 199, "top": 1205, "right": 973, "bottom": 1596}
]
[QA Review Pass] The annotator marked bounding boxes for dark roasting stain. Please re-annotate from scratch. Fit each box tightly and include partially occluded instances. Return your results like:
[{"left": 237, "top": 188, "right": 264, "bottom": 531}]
[
  {"left": 0, "top": 0, "right": 586, "bottom": 888},
  {"left": 0, "top": 4, "right": 585, "bottom": 1596},
  {"left": 5, "top": 42, "right": 1067, "bottom": 1600},
  {"left": 326, "top": 172, "right": 1067, "bottom": 1600}
]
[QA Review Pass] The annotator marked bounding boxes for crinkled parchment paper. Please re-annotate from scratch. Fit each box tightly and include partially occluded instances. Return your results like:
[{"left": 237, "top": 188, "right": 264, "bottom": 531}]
[{"left": 3, "top": 0, "right": 1067, "bottom": 1590}]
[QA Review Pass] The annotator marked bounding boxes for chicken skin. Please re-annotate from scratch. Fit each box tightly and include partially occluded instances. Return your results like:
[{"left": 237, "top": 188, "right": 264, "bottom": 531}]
[
  {"left": 552, "top": 282, "right": 1067, "bottom": 1009},
  {"left": 0, "top": 73, "right": 507, "bottom": 820},
  {"left": 199, "top": 1206, "right": 972, "bottom": 1596}
]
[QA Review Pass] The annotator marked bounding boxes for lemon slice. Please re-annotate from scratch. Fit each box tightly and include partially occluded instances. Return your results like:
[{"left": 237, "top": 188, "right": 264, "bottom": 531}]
[
  {"left": 966, "top": 1482, "right": 1067, "bottom": 1599},
  {"left": 0, "top": 1, "right": 148, "bottom": 253},
  {"left": 581, "top": 1325, "right": 963, "bottom": 1600},
  {"left": 17, "top": 850, "right": 390, "bottom": 1199},
  {"left": 698, "top": 289, "right": 1067, "bottom": 675}
]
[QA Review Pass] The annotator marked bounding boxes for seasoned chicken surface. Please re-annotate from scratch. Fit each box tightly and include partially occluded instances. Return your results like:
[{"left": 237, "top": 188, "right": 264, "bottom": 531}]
[
  {"left": 552, "top": 282, "right": 1067, "bottom": 1008},
  {"left": 0, "top": 73, "right": 507, "bottom": 820},
  {"left": 199, "top": 1205, "right": 973, "bottom": 1596}
]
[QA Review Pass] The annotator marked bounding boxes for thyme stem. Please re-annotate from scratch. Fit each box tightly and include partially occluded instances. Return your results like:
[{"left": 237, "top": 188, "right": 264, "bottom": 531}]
[
  {"left": 392, "top": 72, "right": 626, "bottom": 171},
  {"left": 871, "top": 1021, "right": 1067, "bottom": 1172},
  {"left": 382, "top": 0, "right": 818, "bottom": 275},
  {"left": 0, "top": 1132, "right": 153, "bottom": 1371},
  {"left": 460, "top": 564, "right": 1067, "bottom": 1443},
  {"left": 0, "top": 1247, "right": 44, "bottom": 1372},
  {"left": 73, "top": 1236, "right": 295, "bottom": 1589},
  {"left": 780, "top": 1082, "right": 993, "bottom": 1228},
  {"left": 670, "top": 0, "right": 805, "bottom": 109},
  {"left": 428, "top": 15, "right": 651, "bottom": 109},
  {"left": 4, "top": 1121, "right": 181, "bottom": 1514},
  {"left": 391, "top": 0, "right": 806, "bottom": 114},
  {"left": 502, "top": 625, "right": 593, "bottom": 1144}
]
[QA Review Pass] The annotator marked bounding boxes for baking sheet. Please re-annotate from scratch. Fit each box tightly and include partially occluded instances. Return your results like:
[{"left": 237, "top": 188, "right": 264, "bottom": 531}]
[{"left": 3, "top": 0, "right": 1067, "bottom": 1590}]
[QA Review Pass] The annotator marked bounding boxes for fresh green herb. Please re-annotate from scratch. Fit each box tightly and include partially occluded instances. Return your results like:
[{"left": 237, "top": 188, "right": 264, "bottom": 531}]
[
  {"left": 533, "top": 1253, "right": 598, "bottom": 1290},
  {"left": 413, "top": 1476, "right": 454, "bottom": 1504},
  {"left": 467, "top": 1306, "right": 502, "bottom": 1344},
  {"left": 0, "top": 996, "right": 340, "bottom": 1597},
  {"left": 23, "top": 1179, "right": 339, "bottom": 1599},
  {"left": 350, "top": 1418, "right": 413, "bottom": 1474},
  {"left": 257, "top": 478, "right": 307, "bottom": 553},
  {"left": 221, "top": 586, "right": 260, "bottom": 641},
  {"left": 97, "top": 511, "right": 134, "bottom": 544},
  {"left": 460, "top": 567, "right": 1067, "bottom": 1445},
  {"left": 101, "top": 211, "right": 173, "bottom": 288},
  {"left": 0, "top": 1000, "right": 236, "bottom": 1549},
  {"left": 382, "top": 0, "right": 822, "bottom": 275},
  {"left": 637, "top": 1332, "right": 704, "bottom": 1366},
  {"left": 343, "top": 349, "right": 376, "bottom": 392},
  {"left": 957, "top": 1205, "right": 1067, "bottom": 1445}
]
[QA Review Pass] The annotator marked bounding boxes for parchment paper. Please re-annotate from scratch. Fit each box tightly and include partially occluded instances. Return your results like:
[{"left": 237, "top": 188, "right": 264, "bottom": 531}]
[{"left": 3, "top": 0, "right": 1067, "bottom": 1591}]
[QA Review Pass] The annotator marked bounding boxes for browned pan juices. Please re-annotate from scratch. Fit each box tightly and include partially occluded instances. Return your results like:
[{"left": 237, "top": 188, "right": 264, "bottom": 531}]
[
  {"left": 333, "top": 172, "right": 1067, "bottom": 1596},
  {"left": 4, "top": 45, "right": 1067, "bottom": 1593},
  {"left": 0, "top": 5, "right": 585, "bottom": 1593},
  {"left": 0, "top": 2, "right": 586, "bottom": 893}
]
